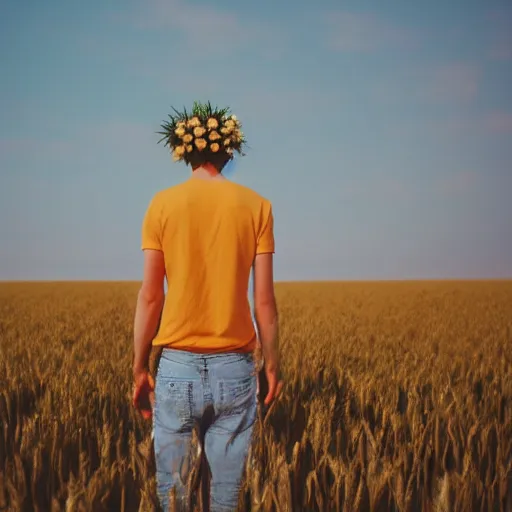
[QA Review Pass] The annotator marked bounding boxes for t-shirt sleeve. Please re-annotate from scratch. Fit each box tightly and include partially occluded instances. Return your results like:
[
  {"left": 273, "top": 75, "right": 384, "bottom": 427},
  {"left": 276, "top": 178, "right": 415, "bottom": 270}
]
[
  {"left": 141, "top": 196, "right": 162, "bottom": 251},
  {"left": 256, "top": 202, "right": 275, "bottom": 254}
]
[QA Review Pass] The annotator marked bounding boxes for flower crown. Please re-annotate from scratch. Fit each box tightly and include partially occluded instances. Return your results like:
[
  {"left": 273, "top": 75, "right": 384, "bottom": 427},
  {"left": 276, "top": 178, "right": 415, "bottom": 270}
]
[{"left": 157, "top": 101, "right": 246, "bottom": 163}]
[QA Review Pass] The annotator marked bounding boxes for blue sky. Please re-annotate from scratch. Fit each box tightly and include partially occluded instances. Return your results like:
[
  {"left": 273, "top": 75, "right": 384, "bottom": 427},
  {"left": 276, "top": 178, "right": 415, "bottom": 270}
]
[{"left": 1, "top": 0, "right": 511, "bottom": 281}]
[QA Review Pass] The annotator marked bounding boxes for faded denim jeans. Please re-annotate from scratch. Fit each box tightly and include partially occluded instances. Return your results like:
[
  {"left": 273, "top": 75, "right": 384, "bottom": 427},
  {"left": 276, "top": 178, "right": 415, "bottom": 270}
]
[{"left": 153, "top": 348, "right": 257, "bottom": 511}]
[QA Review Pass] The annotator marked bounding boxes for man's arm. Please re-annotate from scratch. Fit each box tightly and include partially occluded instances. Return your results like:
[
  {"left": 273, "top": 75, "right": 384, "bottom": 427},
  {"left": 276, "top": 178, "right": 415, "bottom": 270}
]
[
  {"left": 253, "top": 252, "right": 281, "bottom": 405},
  {"left": 133, "top": 249, "right": 165, "bottom": 376}
]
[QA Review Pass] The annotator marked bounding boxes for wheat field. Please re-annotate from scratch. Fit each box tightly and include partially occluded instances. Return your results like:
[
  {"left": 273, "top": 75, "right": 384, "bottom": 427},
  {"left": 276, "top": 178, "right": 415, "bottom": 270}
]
[{"left": 0, "top": 281, "right": 511, "bottom": 511}]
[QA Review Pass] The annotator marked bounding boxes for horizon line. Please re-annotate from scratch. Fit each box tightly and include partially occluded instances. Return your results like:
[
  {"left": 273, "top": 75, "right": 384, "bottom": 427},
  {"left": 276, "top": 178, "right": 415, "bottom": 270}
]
[{"left": 1, "top": 277, "right": 511, "bottom": 284}]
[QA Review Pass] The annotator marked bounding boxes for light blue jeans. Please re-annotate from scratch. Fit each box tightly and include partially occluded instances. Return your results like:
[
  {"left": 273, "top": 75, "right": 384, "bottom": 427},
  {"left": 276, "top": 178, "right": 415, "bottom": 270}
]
[{"left": 153, "top": 348, "right": 257, "bottom": 511}]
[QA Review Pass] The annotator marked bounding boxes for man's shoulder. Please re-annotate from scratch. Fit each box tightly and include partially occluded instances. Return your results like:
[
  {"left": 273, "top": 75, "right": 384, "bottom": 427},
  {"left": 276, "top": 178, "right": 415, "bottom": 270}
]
[
  {"left": 228, "top": 181, "right": 271, "bottom": 206},
  {"left": 150, "top": 182, "right": 189, "bottom": 202}
]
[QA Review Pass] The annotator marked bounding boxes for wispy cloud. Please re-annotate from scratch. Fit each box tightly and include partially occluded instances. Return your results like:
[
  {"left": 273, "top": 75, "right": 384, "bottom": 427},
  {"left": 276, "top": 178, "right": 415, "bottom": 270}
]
[
  {"left": 135, "top": 0, "right": 245, "bottom": 40},
  {"left": 435, "top": 170, "right": 479, "bottom": 197},
  {"left": 0, "top": 138, "right": 26, "bottom": 154},
  {"left": 128, "top": 0, "right": 286, "bottom": 58},
  {"left": 487, "top": 7, "right": 512, "bottom": 61},
  {"left": 391, "top": 109, "right": 512, "bottom": 142},
  {"left": 370, "top": 62, "right": 480, "bottom": 108},
  {"left": 489, "top": 32, "right": 512, "bottom": 61},
  {"left": 420, "top": 63, "right": 480, "bottom": 104},
  {"left": 325, "top": 11, "right": 415, "bottom": 53},
  {"left": 482, "top": 111, "right": 512, "bottom": 134}
]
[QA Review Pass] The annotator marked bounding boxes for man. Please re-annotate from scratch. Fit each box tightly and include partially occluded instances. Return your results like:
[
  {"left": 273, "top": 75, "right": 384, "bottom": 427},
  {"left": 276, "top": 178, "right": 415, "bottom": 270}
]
[{"left": 132, "top": 102, "right": 282, "bottom": 511}]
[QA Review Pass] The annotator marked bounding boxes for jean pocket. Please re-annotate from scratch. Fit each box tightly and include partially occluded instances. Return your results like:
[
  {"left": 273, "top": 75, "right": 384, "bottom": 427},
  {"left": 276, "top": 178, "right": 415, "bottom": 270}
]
[
  {"left": 216, "top": 375, "right": 256, "bottom": 415},
  {"left": 156, "top": 377, "right": 196, "bottom": 425}
]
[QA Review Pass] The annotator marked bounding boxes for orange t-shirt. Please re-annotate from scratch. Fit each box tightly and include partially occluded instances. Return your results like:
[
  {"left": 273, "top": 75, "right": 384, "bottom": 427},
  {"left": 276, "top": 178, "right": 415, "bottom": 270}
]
[{"left": 141, "top": 177, "right": 275, "bottom": 353}]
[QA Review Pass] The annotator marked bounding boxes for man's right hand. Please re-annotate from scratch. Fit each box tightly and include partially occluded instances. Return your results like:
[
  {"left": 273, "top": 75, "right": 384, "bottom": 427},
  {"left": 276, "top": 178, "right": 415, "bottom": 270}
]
[{"left": 263, "top": 364, "right": 283, "bottom": 406}]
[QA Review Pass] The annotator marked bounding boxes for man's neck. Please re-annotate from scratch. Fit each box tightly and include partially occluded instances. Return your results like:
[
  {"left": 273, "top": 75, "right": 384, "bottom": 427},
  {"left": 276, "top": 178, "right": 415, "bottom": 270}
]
[{"left": 191, "top": 164, "right": 225, "bottom": 180}]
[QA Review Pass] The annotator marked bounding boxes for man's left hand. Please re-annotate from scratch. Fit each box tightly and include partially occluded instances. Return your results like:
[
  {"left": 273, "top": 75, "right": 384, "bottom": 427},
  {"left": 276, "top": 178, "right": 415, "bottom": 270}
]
[{"left": 133, "top": 370, "right": 155, "bottom": 420}]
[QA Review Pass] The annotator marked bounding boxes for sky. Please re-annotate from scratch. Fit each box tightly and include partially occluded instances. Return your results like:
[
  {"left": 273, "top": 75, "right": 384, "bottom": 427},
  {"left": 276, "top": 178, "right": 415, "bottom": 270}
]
[{"left": 1, "top": 0, "right": 511, "bottom": 281}]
